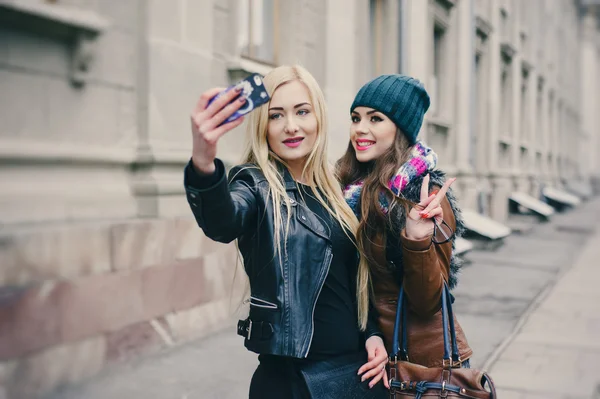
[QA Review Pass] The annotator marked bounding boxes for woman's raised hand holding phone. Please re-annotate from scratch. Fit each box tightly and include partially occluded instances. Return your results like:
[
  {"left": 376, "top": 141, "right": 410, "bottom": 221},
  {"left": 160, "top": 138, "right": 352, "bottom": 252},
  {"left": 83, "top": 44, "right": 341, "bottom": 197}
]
[{"left": 190, "top": 86, "right": 247, "bottom": 174}]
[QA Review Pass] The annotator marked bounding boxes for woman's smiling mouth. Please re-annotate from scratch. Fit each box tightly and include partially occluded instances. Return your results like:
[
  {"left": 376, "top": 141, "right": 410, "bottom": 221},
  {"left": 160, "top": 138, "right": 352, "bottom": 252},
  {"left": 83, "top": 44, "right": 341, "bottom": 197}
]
[
  {"left": 283, "top": 137, "right": 305, "bottom": 148},
  {"left": 355, "top": 140, "right": 376, "bottom": 151}
]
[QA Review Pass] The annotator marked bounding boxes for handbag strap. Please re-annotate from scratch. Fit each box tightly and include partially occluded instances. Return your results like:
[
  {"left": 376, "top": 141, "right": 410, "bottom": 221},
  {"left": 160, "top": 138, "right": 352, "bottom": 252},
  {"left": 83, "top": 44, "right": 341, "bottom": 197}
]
[
  {"left": 439, "top": 282, "right": 452, "bottom": 362},
  {"left": 444, "top": 282, "right": 460, "bottom": 363},
  {"left": 391, "top": 285, "right": 409, "bottom": 361},
  {"left": 391, "top": 281, "right": 460, "bottom": 365}
]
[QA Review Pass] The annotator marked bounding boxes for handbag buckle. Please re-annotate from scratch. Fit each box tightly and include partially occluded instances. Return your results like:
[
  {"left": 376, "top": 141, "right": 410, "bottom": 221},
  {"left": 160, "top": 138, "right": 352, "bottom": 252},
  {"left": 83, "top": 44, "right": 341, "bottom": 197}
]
[
  {"left": 389, "top": 364, "right": 396, "bottom": 382},
  {"left": 246, "top": 319, "right": 253, "bottom": 340},
  {"left": 442, "top": 358, "right": 452, "bottom": 369},
  {"left": 441, "top": 380, "right": 448, "bottom": 398}
]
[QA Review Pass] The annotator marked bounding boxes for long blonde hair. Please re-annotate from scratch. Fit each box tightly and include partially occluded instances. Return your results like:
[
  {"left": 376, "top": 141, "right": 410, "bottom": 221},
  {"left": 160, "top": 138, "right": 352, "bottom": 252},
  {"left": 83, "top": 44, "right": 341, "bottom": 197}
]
[{"left": 241, "top": 65, "right": 371, "bottom": 330}]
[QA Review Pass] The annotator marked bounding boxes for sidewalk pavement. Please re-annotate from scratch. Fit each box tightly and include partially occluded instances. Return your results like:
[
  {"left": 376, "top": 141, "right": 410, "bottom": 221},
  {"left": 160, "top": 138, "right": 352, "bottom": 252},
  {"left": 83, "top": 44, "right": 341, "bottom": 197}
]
[
  {"left": 486, "top": 223, "right": 600, "bottom": 398},
  {"left": 46, "top": 198, "right": 600, "bottom": 399}
]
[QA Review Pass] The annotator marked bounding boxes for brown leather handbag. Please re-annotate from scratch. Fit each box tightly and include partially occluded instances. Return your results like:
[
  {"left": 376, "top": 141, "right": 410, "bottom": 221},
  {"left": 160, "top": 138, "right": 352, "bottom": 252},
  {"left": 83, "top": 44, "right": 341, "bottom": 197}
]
[{"left": 388, "top": 283, "right": 496, "bottom": 398}]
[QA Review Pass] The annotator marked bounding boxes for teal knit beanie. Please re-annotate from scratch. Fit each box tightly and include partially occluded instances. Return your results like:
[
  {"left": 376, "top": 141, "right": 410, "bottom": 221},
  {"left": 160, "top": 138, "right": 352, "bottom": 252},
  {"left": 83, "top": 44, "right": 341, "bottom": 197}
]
[{"left": 350, "top": 74, "right": 430, "bottom": 145}]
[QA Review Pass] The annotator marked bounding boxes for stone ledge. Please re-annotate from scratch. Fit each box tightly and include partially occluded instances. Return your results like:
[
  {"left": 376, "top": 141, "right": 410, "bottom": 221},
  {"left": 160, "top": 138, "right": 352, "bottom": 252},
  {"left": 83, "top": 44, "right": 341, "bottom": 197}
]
[
  {"left": 0, "top": 224, "right": 112, "bottom": 286},
  {"left": 0, "top": 248, "right": 240, "bottom": 361},
  {"left": 0, "top": 217, "right": 228, "bottom": 286}
]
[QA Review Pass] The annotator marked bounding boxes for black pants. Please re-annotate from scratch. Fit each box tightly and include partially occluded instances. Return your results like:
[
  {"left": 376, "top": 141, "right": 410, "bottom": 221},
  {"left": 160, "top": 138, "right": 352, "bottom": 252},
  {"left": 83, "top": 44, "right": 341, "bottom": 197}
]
[{"left": 249, "top": 355, "right": 311, "bottom": 399}]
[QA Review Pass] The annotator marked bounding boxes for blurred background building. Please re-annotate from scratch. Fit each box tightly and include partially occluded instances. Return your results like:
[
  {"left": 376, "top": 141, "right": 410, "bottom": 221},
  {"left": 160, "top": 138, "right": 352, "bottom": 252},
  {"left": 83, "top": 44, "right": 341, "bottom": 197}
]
[{"left": 1, "top": 0, "right": 599, "bottom": 397}]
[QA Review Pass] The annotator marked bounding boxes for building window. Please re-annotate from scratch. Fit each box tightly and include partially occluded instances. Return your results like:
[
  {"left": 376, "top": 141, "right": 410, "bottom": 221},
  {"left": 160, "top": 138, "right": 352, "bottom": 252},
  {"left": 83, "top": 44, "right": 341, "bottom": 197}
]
[
  {"left": 520, "top": 147, "right": 528, "bottom": 170},
  {"left": 237, "top": 0, "right": 279, "bottom": 65},
  {"left": 520, "top": 72, "right": 529, "bottom": 143},
  {"left": 369, "top": 0, "right": 386, "bottom": 77},
  {"left": 499, "top": 142, "right": 511, "bottom": 169},
  {"left": 474, "top": 54, "right": 482, "bottom": 130},
  {"left": 430, "top": 25, "right": 446, "bottom": 116},
  {"left": 548, "top": 92, "right": 554, "bottom": 153},
  {"left": 499, "top": 59, "right": 512, "bottom": 139},
  {"left": 536, "top": 79, "right": 543, "bottom": 148}
]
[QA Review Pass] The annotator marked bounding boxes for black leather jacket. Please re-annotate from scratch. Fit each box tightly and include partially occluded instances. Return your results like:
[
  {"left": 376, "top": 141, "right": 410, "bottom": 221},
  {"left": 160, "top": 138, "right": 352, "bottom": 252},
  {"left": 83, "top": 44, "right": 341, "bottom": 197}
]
[{"left": 184, "top": 159, "right": 380, "bottom": 358}]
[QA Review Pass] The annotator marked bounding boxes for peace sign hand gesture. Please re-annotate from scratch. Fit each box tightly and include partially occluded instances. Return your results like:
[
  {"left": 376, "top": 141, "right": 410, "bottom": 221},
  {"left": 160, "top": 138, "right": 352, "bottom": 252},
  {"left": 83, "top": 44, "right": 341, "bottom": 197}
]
[{"left": 404, "top": 174, "right": 456, "bottom": 242}]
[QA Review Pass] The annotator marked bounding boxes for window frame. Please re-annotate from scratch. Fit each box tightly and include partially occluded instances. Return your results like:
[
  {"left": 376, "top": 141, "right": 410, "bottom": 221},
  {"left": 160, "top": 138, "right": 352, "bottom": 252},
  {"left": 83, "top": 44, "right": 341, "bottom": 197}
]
[{"left": 238, "top": 0, "right": 280, "bottom": 66}]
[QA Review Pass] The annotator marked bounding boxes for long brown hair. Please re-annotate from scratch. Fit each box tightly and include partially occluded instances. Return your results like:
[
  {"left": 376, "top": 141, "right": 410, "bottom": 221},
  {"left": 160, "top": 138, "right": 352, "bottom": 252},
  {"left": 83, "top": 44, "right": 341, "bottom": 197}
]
[{"left": 336, "top": 129, "right": 413, "bottom": 276}]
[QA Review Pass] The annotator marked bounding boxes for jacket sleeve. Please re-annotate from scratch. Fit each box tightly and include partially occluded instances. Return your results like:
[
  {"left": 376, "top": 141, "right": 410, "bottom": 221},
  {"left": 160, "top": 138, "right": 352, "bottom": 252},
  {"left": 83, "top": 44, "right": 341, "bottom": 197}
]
[
  {"left": 184, "top": 159, "right": 258, "bottom": 243},
  {"left": 364, "top": 300, "right": 385, "bottom": 340},
  {"left": 399, "top": 194, "right": 455, "bottom": 318}
]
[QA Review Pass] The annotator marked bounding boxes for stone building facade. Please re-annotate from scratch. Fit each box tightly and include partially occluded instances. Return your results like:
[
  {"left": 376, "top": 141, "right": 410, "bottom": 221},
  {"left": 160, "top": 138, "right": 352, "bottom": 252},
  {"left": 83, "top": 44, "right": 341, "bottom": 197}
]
[{"left": 0, "top": 0, "right": 599, "bottom": 397}]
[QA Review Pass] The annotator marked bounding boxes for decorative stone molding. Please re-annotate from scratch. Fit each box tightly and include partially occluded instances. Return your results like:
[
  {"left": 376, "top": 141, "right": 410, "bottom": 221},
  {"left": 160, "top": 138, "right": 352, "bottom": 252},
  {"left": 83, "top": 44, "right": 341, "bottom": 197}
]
[
  {"left": 475, "top": 16, "right": 492, "bottom": 38},
  {"left": 430, "top": 0, "right": 455, "bottom": 29},
  {"left": 498, "top": 5, "right": 518, "bottom": 59},
  {"left": 434, "top": 0, "right": 456, "bottom": 9},
  {"left": 522, "top": 59, "right": 534, "bottom": 75},
  {"left": 227, "top": 57, "right": 275, "bottom": 84},
  {"left": 537, "top": 75, "right": 545, "bottom": 91},
  {"left": 519, "top": 28, "right": 528, "bottom": 41},
  {"left": 501, "top": 42, "right": 517, "bottom": 61},
  {"left": 475, "top": 16, "right": 492, "bottom": 56},
  {"left": 581, "top": 5, "right": 600, "bottom": 42},
  {"left": 498, "top": 136, "right": 513, "bottom": 147},
  {"left": 0, "top": 0, "right": 109, "bottom": 86}
]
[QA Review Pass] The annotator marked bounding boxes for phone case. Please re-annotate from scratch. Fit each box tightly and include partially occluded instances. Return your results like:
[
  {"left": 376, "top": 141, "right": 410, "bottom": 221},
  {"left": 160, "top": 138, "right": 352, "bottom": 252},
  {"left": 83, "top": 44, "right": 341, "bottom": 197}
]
[{"left": 208, "top": 73, "right": 271, "bottom": 125}]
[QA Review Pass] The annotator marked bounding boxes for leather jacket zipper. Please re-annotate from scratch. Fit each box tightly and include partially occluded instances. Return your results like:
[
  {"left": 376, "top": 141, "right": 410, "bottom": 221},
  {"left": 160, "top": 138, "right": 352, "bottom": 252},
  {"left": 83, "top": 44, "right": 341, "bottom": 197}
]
[
  {"left": 246, "top": 296, "right": 278, "bottom": 309},
  {"left": 304, "top": 245, "right": 334, "bottom": 357}
]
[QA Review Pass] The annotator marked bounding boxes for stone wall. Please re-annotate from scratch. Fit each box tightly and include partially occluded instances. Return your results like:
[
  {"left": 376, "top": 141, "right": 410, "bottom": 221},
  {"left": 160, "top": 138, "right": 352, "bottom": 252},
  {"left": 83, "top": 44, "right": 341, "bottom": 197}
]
[
  {"left": 0, "top": 218, "right": 246, "bottom": 398},
  {"left": 0, "top": 0, "right": 141, "bottom": 225}
]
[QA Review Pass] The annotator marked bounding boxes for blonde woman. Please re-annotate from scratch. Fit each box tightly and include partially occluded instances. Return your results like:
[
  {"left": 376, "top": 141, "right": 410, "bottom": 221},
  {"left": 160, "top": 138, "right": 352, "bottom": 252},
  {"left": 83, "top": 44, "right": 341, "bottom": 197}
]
[{"left": 184, "top": 65, "right": 388, "bottom": 398}]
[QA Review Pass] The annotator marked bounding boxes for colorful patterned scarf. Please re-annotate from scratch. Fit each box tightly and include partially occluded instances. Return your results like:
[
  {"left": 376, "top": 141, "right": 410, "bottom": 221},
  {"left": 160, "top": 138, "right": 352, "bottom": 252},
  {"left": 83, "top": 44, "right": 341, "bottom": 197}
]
[{"left": 343, "top": 141, "right": 438, "bottom": 215}]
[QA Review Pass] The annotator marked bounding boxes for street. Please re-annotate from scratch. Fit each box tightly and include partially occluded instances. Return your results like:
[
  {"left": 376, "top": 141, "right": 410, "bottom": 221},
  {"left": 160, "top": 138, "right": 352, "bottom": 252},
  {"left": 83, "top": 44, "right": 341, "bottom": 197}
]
[{"left": 47, "top": 198, "right": 600, "bottom": 399}]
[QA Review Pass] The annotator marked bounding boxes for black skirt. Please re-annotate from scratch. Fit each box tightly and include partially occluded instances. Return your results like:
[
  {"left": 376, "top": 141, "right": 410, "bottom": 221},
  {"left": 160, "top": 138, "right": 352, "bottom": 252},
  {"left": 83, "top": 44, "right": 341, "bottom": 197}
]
[
  {"left": 249, "top": 352, "right": 388, "bottom": 399},
  {"left": 249, "top": 355, "right": 311, "bottom": 399}
]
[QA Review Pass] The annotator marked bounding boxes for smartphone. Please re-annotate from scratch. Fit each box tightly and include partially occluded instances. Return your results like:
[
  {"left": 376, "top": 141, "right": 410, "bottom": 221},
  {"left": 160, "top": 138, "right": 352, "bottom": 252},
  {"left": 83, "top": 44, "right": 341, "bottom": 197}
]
[{"left": 208, "top": 73, "right": 270, "bottom": 125}]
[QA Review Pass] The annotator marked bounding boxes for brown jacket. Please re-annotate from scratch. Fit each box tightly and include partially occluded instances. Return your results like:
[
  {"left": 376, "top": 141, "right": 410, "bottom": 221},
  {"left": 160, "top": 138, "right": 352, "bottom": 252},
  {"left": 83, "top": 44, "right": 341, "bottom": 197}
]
[{"left": 371, "top": 195, "right": 473, "bottom": 367}]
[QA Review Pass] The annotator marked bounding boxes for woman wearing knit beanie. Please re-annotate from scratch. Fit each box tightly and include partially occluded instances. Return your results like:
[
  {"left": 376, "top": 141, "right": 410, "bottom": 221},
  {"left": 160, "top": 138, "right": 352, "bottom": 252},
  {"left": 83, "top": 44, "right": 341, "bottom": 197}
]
[{"left": 337, "top": 75, "right": 473, "bottom": 370}]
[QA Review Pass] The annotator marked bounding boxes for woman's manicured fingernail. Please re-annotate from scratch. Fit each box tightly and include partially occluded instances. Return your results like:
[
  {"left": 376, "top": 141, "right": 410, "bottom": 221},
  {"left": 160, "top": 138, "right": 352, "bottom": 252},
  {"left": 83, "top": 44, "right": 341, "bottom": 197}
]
[
  {"left": 238, "top": 97, "right": 246, "bottom": 102},
  {"left": 235, "top": 86, "right": 243, "bottom": 92}
]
